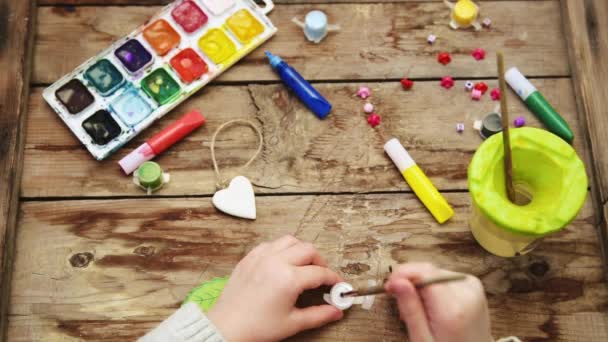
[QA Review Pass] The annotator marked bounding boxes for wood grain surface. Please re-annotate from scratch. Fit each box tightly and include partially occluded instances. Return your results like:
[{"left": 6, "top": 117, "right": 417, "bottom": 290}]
[
  {"left": 0, "top": 0, "right": 36, "bottom": 340},
  {"left": 23, "top": 78, "right": 589, "bottom": 198},
  {"left": 561, "top": 0, "right": 608, "bottom": 273},
  {"left": 9, "top": 193, "right": 608, "bottom": 341},
  {"left": 33, "top": 1, "right": 568, "bottom": 84},
  {"left": 7, "top": 0, "right": 607, "bottom": 341}
]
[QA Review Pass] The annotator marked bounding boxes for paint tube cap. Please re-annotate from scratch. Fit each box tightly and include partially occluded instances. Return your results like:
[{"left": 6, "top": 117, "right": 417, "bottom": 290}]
[
  {"left": 384, "top": 138, "right": 416, "bottom": 172},
  {"left": 304, "top": 11, "right": 328, "bottom": 42},
  {"left": 119, "top": 143, "right": 156, "bottom": 175},
  {"left": 480, "top": 113, "right": 503, "bottom": 139},
  {"left": 452, "top": 0, "right": 478, "bottom": 26},
  {"left": 505, "top": 67, "right": 537, "bottom": 100},
  {"left": 136, "top": 161, "right": 164, "bottom": 189}
]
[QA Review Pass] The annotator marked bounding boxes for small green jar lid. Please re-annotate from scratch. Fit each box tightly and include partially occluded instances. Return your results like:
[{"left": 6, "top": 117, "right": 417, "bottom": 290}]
[
  {"left": 468, "top": 127, "right": 587, "bottom": 237},
  {"left": 136, "top": 161, "right": 163, "bottom": 189}
]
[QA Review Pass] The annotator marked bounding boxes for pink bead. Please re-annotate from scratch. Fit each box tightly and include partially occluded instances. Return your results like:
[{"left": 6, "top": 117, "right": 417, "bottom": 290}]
[
  {"left": 472, "top": 48, "right": 486, "bottom": 61},
  {"left": 367, "top": 113, "right": 381, "bottom": 127},
  {"left": 440, "top": 76, "right": 454, "bottom": 89},
  {"left": 471, "top": 89, "right": 482, "bottom": 100},
  {"left": 490, "top": 88, "right": 501, "bottom": 101},
  {"left": 482, "top": 18, "right": 492, "bottom": 28},
  {"left": 363, "top": 103, "right": 374, "bottom": 113},
  {"left": 356, "top": 86, "right": 371, "bottom": 99},
  {"left": 427, "top": 34, "right": 437, "bottom": 44}
]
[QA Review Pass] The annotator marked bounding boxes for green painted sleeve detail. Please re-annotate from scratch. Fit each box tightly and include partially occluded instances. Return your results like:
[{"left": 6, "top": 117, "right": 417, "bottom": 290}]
[
  {"left": 525, "top": 92, "right": 574, "bottom": 143},
  {"left": 183, "top": 277, "right": 229, "bottom": 313}
]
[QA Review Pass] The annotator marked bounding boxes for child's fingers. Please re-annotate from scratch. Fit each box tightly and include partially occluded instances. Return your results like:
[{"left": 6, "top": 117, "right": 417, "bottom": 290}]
[
  {"left": 270, "top": 234, "right": 300, "bottom": 252},
  {"left": 283, "top": 242, "right": 327, "bottom": 267},
  {"left": 296, "top": 265, "right": 342, "bottom": 290},
  {"left": 290, "top": 305, "right": 343, "bottom": 331},
  {"left": 387, "top": 278, "right": 434, "bottom": 342}
]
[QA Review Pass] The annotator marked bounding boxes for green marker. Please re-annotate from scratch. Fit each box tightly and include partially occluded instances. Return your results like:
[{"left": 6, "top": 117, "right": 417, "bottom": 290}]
[{"left": 505, "top": 67, "right": 574, "bottom": 143}]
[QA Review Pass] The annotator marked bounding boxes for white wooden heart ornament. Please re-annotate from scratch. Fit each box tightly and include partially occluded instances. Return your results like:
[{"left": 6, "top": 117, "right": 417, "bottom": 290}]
[{"left": 212, "top": 176, "right": 256, "bottom": 220}]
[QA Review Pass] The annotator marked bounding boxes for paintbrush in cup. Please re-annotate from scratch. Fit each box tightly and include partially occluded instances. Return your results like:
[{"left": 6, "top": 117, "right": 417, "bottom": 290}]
[{"left": 497, "top": 52, "right": 516, "bottom": 203}]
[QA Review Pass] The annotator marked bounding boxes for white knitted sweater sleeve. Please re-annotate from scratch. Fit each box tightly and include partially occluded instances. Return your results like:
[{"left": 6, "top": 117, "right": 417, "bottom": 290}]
[{"left": 139, "top": 303, "right": 226, "bottom": 342}]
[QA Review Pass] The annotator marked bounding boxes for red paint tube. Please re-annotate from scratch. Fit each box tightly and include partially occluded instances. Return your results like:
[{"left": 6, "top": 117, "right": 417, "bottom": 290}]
[{"left": 119, "top": 110, "right": 205, "bottom": 174}]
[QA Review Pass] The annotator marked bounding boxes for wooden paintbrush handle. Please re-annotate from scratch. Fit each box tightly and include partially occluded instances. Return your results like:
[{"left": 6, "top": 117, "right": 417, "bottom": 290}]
[
  {"left": 342, "top": 274, "right": 468, "bottom": 297},
  {"left": 497, "top": 52, "right": 516, "bottom": 203}
]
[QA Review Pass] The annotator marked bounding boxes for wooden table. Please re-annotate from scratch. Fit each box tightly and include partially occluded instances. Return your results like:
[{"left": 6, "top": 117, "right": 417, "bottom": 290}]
[{"left": 1, "top": 0, "right": 608, "bottom": 340}]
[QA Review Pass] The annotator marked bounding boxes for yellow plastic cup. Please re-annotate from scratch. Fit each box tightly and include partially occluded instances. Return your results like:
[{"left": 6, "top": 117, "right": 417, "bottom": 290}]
[{"left": 468, "top": 127, "right": 587, "bottom": 257}]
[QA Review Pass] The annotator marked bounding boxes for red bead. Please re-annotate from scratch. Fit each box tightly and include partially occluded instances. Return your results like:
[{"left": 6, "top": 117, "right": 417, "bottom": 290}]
[
  {"left": 490, "top": 88, "right": 501, "bottom": 101},
  {"left": 400, "top": 78, "right": 414, "bottom": 90},
  {"left": 367, "top": 113, "right": 381, "bottom": 127},
  {"left": 437, "top": 52, "right": 452, "bottom": 65},
  {"left": 474, "top": 82, "right": 488, "bottom": 94},
  {"left": 440, "top": 76, "right": 454, "bottom": 89},
  {"left": 472, "top": 48, "right": 486, "bottom": 61}
]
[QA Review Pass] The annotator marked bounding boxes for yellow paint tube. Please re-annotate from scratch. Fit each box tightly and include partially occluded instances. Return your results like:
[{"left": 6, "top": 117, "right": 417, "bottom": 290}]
[{"left": 384, "top": 138, "right": 454, "bottom": 224}]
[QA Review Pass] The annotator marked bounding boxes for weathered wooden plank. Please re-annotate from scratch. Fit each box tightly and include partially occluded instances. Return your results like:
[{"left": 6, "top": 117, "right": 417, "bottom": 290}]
[
  {"left": 33, "top": 1, "right": 569, "bottom": 84},
  {"left": 561, "top": 0, "right": 608, "bottom": 274},
  {"left": 0, "top": 0, "right": 37, "bottom": 340},
  {"left": 22, "top": 78, "right": 589, "bottom": 197},
  {"left": 8, "top": 193, "right": 608, "bottom": 341}
]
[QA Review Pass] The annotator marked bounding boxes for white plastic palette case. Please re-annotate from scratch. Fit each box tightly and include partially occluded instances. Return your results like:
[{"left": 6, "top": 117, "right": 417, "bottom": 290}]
[{"left": 43, "top": 0, "right": 277, "bottom": 160}]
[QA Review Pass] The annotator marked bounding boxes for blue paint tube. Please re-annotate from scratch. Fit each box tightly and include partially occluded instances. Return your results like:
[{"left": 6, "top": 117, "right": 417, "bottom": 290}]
[{"left": 265, "top": 51, "right": 332, "bottom": 119}]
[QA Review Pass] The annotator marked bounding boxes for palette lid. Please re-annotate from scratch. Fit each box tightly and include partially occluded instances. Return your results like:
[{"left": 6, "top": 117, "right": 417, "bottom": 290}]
[{"left": 468, "top": 127, "right": 587, "bottom": 237}]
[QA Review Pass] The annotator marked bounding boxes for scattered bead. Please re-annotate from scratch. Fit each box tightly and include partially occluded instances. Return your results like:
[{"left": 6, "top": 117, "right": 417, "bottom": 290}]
[
  {"left": 437, "top": 52, "right": 452, "bottom": 65},
  {"left": 474, "top": 82, "right": 488, "bottom": 95},
  {"left": 482, "top": 18, "right": 492, "bottom": 28},
  {"left": 440, "top": 76, "right": 454, "bottom": 89},
  {"left": 464, "top": 81, "right": 474, "bottom": 92},
  {"left": 427, "top": 34, "right": 437, "bottom": 44},
  {"left": 472, "top": 48, "right": 486, "bottom": 61},
  {"left": 490, "top": 88, "right": 501, "bottom": 101},
  {"left": 400, "top": 78, "right": 414, "bottom": 90},
  {"left": 514, "top": 116, "right": 526, "bottom": 127},
  {"left": 367, "top": 113, "right": 381, "bottom": 127},
  {"left": 456, "top": 123, "right": 465, "bottom": 133},
  {"left": 473, "top": 120, "right": 483, "bottom": 131},
  {"left": 356, "top": 86, "right": 371, "bottom": 99},
  {"left": 471, "top": 89, "right": 482, "bottom": 100},
  {"left": 363, "top": 102, "right": 374, "bottom": 113}
]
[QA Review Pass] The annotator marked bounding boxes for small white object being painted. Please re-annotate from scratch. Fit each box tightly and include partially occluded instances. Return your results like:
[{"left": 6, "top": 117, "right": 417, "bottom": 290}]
[
  {"left": 323, "top": 281, "right": 376, "bottom": 311},
  {"left": 212, "top": 176, "right": 257, "bottom": 220}
]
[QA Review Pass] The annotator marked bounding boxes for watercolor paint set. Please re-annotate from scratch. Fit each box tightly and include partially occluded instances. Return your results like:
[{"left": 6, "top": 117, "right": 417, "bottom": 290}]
[{"left": 43, "top": 0, "right": 277, "bottom": 160}]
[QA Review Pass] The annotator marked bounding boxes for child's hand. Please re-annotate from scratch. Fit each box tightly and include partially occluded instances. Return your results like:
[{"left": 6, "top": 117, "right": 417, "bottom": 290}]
[
  {"left": 207, "top": 235, "right": 344, "bottom": 341},
  {"left": 385, "top": 263, "right": 493, "bottom": 342}
]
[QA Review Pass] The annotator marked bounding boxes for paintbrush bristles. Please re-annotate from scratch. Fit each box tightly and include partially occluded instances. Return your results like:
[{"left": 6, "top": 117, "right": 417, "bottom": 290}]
[{"left": 497, "top": 52, "right": 516, "bottom": 203}]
